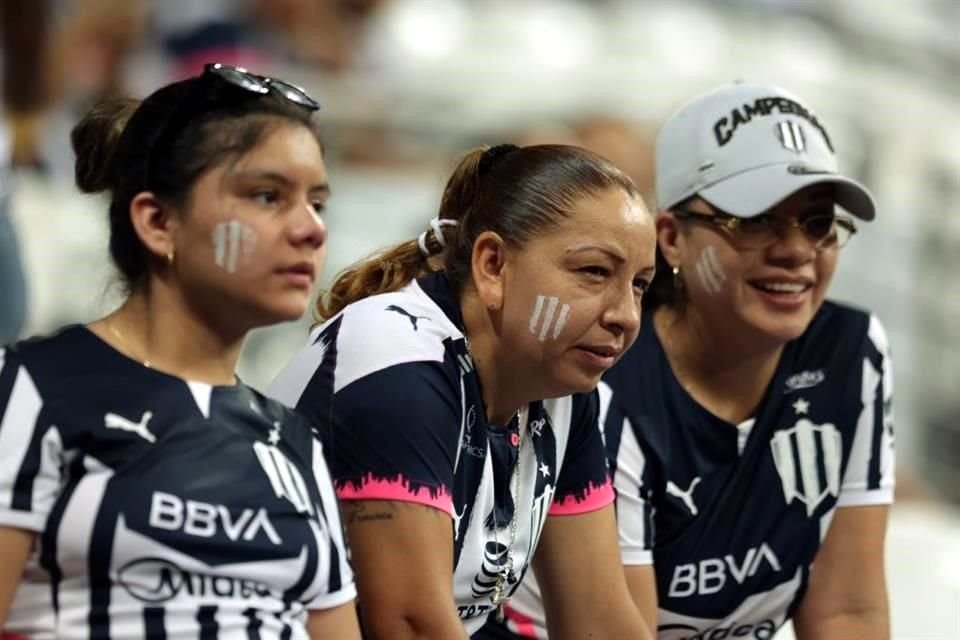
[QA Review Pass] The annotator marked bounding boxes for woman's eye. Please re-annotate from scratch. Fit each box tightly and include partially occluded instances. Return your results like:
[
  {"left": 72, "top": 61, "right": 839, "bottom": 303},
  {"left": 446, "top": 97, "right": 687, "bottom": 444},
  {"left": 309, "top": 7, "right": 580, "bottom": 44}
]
[
  {"left": 741, "top": 217, "right": 771, "bottom": 232},
  {"left": 633, "top": 278, "right": 650, "bottom": 293},
  {"left": 252, "top": 190, "right": 279, "bottom": 205},
  {"left": 310, "top": 201, "right": 326, "bottom": 215},
  {"left": 579, "top": 266, "right": 609, "bottom": 278}
]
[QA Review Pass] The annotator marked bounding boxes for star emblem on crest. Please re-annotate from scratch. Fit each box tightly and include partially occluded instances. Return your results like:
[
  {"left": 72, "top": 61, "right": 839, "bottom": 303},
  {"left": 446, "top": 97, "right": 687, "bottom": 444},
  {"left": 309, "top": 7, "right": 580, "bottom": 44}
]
[
  {"left": 792, "top": 398, "right": 810, "bottom": 415},
  {"left": 268, "top": 421, "right": 282, "bottom": 445},
  {"left": 539, "top": 462, "right": 551, "bottom": 478}
]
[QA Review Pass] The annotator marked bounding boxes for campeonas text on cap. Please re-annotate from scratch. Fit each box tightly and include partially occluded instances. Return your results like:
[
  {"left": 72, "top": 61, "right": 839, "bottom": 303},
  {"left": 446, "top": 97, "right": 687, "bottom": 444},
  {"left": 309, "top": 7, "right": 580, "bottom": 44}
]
[{"left": 713, "top": 96, "right": 834, "bottom": 151}]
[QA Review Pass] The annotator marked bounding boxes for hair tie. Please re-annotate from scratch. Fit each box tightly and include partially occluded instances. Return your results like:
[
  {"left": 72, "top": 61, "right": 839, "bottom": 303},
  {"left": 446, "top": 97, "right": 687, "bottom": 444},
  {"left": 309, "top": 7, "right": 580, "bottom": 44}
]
[
  {"left": 418, "top": 217, "right": 459, "bottom": 257},
  {"left": 478, "top": 143, "right": 520, "bottom": 177}
]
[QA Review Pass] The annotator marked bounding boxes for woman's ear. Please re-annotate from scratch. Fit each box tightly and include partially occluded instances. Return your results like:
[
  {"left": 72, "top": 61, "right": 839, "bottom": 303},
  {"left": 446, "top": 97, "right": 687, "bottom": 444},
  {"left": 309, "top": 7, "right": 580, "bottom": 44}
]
[
  {"left": 129, "top": 192, "right": 178, "bottom": 261},
  {"left": 471, "top": 230, "right": 508, "bottom": 311},
  {"left": 656, "top": 211, "right": 683, "bottom": 268}
]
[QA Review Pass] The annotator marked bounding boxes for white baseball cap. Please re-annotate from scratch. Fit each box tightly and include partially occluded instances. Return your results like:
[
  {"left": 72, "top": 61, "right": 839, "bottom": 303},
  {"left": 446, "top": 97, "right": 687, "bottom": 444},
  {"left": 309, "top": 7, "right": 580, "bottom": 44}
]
[{"left": 655, "top": 82, "right": 876, "bottom": 220}]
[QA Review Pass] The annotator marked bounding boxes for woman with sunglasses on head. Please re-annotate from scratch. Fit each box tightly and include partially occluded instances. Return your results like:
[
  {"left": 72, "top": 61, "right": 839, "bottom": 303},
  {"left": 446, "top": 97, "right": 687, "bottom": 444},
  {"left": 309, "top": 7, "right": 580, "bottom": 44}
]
[
  {"left": 268, "top": 144, "right": 658, "bottom": 639},
  {"left": 484, "top": 83, "right": 894, "bottom": 640},
  {"left": 0, "top": 65, "right": 361, "bottom": 639}
]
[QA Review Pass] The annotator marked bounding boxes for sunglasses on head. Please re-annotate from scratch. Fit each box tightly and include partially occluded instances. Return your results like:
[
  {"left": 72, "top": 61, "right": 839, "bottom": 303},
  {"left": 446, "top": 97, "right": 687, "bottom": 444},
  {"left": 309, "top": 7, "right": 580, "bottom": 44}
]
[{"left": 204, "top": 63, "right": 321, "bottom": 112}]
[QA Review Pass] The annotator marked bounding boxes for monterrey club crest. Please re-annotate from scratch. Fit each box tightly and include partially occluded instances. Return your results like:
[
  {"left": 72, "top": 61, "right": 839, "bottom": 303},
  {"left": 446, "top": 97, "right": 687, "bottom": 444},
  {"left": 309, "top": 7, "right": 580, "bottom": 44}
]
[
  {"left": 770, "top": 419, "right": 841, "bottom": 516},
  {"left": 776, "top": 120, "right": 806, "bottom": 153}
]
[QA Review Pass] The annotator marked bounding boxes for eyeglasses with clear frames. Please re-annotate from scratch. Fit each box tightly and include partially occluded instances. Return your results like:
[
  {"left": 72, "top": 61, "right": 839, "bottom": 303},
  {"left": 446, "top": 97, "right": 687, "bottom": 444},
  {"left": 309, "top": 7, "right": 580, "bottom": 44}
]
[{"left": 672, "top": 208, "right": 857, "bottom": 250}]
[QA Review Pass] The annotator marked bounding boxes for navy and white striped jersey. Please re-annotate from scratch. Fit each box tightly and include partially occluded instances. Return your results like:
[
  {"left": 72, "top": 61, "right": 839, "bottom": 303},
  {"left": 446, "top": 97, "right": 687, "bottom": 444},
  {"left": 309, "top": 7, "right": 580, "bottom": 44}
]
[
  {"left": 497, "top": 301, "right": 895, "bottom": 639},
  {"left": 268, "top": 272, "right": 614, "bottom": 635},
  {"left": 0, "top": 326, "right": 355, "bottom": 639}
]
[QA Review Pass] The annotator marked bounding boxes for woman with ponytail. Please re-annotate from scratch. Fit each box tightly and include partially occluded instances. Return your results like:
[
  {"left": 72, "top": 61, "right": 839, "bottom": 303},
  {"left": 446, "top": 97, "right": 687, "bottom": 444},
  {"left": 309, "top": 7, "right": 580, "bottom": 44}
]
[
  {"left": 0, "top": 64, "right": 360, "bottom": 639},
  {"left": 269, "top": 144, "right": 658, "bottom": 639},
  {"left": 486, "top": 83, "right": 894, "bottom": 640}
]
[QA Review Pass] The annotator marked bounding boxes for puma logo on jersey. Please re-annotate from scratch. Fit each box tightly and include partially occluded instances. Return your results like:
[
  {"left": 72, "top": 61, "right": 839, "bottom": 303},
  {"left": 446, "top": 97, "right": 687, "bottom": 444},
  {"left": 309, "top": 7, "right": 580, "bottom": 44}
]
[
  {"left": 385, "top": 305, "right": 430, "bottom": 331},
  {"left": 149, "top": 491, "right": 282, "bottom": 545},
  {"left": 668, "top": 543, "right": 782, "bottom": 598},
  {"left": 105, "top": 411, "right": 156, "bottom": 443},
  {"left": 666, "top": 477, "right": 701, "bottom": 516}
]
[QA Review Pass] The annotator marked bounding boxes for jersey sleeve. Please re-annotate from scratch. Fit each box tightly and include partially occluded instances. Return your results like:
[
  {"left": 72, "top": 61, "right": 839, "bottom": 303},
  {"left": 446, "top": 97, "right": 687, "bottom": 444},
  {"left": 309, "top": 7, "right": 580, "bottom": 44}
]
[
  {"left": 837, "top": 314, "right": 896, "bottom": 507},
  {"left": 305, "top": 437, "right": 358, "bottom": 610},
  {"left": 325, "top": 362, "right": 461, "bottom": 516},
  {"left": 601, "top": 383, "right": 656, "bottom": 566},
  {"left": 548, "top": 390, "right": 615, "bottom": 516},
  {"left": 0, "top": 348, "right": 64, "bottom": 532}
]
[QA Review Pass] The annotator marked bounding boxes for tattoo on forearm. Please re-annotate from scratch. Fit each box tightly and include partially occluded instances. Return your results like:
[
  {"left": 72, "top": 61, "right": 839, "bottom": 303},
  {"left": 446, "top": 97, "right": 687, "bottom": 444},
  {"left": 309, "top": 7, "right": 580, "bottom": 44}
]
[
  {"left": 344, "top": 501, "right": 394, "bottom": 525},
  {"left": 342, "top": 500, "right": 449, "bottom": 526}
]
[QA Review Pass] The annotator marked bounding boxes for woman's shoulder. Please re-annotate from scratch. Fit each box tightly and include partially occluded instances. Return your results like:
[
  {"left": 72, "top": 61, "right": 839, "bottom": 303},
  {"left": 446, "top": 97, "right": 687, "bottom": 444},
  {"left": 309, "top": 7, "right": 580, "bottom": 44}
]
[
  {"left": 804, "top": 300, "right": 888, "bottom": 352},
  {"left": 335, "top": 280, "right": 461, "bottom": 339},
  {"left": 2, "top": 324, "right": 99, "bottom": 383},
  {"left": 273, "top": 283, "right": 463, "bottom": 404},
  {"left": 324, "top": 283, "right": 462, "bottom": 370}
]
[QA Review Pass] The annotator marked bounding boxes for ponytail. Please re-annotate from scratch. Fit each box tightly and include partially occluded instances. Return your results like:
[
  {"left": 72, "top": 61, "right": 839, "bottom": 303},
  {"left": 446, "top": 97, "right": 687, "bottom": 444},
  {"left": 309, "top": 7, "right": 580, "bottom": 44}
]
[{"left": 315, "top": 147, "right": 491, "bottom": 321}]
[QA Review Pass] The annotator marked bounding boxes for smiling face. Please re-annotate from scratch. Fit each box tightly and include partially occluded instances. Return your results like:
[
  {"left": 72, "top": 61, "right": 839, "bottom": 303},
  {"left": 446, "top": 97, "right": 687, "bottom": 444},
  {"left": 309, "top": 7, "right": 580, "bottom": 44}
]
[
  {"left": 497, "top": 186, "right": 657, "bottom": 397},
  {"left": 169, "top": 121, "right": 328, "bottom": 329},
  {"left": 665, "top": 185, "right": 840, "bottom": 345}
]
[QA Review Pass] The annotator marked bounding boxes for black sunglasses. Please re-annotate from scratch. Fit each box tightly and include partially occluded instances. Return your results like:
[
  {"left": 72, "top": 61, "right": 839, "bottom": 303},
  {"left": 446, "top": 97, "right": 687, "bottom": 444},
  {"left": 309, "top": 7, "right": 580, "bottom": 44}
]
[
  {"left": 143, "top": 63, "right": 321, "bottom": 189},
  {"left": 204, "top": 63, "right": 321, "bottom": 111}
]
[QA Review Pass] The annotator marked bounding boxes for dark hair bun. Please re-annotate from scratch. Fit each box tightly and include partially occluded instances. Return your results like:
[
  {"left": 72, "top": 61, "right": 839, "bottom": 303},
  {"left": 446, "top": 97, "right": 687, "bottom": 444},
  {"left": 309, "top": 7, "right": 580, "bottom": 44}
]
[{"left": 70, "top": 97, "right": 140, "bottom": 194}]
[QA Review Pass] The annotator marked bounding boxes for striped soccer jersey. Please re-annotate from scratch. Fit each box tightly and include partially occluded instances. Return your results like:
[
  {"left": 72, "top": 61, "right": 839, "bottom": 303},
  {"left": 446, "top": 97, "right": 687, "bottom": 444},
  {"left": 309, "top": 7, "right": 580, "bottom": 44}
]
[
  {"left": 267, "top": 272, "right": 614, "bottom": 635},
  {"left": 0, "top": 326, "right": 355, "bottom": 639},
  {"left": 497, "top": 301, "right": 895, "bottom": 639}
]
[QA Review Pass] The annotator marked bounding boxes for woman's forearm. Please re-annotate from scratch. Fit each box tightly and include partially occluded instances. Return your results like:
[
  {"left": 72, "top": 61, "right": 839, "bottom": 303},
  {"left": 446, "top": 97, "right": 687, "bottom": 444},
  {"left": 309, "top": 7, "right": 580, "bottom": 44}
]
[{"left": 361, "top": 609, "right": 470, "bottom": 640}]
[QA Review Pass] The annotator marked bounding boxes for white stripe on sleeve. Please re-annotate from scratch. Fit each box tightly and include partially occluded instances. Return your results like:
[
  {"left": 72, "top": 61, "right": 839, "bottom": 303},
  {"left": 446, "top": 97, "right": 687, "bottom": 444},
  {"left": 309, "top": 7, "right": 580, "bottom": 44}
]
[
  {"left": 615, "top": 417, "right": 654, "bottom": 565},
  {"left": 838, "top": 315, "right": 895, "bottom": 507},
  {"left": 0, "top": 364, "right": 50, "bottom": 530},
  {"left": 307, "top": 438, "right": 356, "bottom": 610}
]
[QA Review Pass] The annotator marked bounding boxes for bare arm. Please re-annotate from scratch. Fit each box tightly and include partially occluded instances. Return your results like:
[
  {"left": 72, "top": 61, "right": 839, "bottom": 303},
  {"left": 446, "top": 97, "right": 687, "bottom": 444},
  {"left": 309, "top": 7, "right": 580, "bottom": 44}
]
[
  {"left": 792, "top": 505, "right": 890, "bottom": 640},
  {"left": 0, "top": 527, "right": 34, "bottom": 627},
  {"left": 533, "top": 505, "right": 654, "bottom": 640},
  {"left": 307, "top": 602, "right": 362, "bottom": 640},
  {"left": 342, "top": 500, "right": 468, "bottom": 640},
  {"left": 624, "top": 564, "right": 658, "bottom": 634}
]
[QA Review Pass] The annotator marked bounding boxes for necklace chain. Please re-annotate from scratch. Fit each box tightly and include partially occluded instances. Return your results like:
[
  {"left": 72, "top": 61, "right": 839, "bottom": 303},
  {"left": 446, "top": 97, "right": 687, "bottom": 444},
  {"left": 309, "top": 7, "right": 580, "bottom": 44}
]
[
  {"left": 464, "top": 336, "right": 523, "bottom": 620},
  {"left": 107, "top": 320, "right": 152, "bottom": 368}
]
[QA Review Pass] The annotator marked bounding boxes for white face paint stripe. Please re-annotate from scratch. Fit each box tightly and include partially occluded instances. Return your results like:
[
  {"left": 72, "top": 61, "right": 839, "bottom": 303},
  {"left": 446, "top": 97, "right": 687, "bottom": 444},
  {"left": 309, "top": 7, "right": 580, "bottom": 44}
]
[
  {"left": 696, "top": 259, "right": 720, "bottom": 294},
  {"left": 228, "top": 220, "right": 242, "bottom": 272},
  {"left": 528, "top": 295, "right": 571, "bottom": 342},
  {"left": 538, "top": 297, "right": 559, "bottom": 341},
  {"left": 213, "top": 224, "right": 227, "bottom": 266},
  {"left": 695, "top": 246, "right": 726, "bottom": 294},
  {"left": 552, "top": 304, "right": 570, "bottom": 340},
  {"left": 529, "top": 295, "right": 545, "bottom": 334},
  {"left": 213, "top": 220, "right": 258, "bottom": 273},
  {"left": 703, "top": 245, "right": 726, "bottom": 285}
]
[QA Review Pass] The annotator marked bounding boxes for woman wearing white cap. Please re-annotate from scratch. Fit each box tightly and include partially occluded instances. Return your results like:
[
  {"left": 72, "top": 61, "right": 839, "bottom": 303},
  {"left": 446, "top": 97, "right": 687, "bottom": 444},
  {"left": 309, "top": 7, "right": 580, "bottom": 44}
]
[{"left": 481, "top": 82, "right": 894, "bottom": 640}]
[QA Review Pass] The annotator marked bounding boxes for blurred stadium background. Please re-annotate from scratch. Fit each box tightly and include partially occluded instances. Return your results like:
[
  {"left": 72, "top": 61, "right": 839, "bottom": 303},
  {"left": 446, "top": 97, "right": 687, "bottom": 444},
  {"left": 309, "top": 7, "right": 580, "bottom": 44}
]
[{"left": 2, "top": 1, "right": 958, "bottom": 637}]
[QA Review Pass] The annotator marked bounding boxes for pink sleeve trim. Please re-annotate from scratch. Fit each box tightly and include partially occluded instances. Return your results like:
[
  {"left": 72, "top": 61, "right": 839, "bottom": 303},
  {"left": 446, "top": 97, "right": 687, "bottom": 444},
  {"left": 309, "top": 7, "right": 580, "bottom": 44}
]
[
  {"left": 335, "top": 473, "right": 453, "bottom": 516},
  {"left": 548, "top": 480, "right": 615, "bottom": 516}
]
